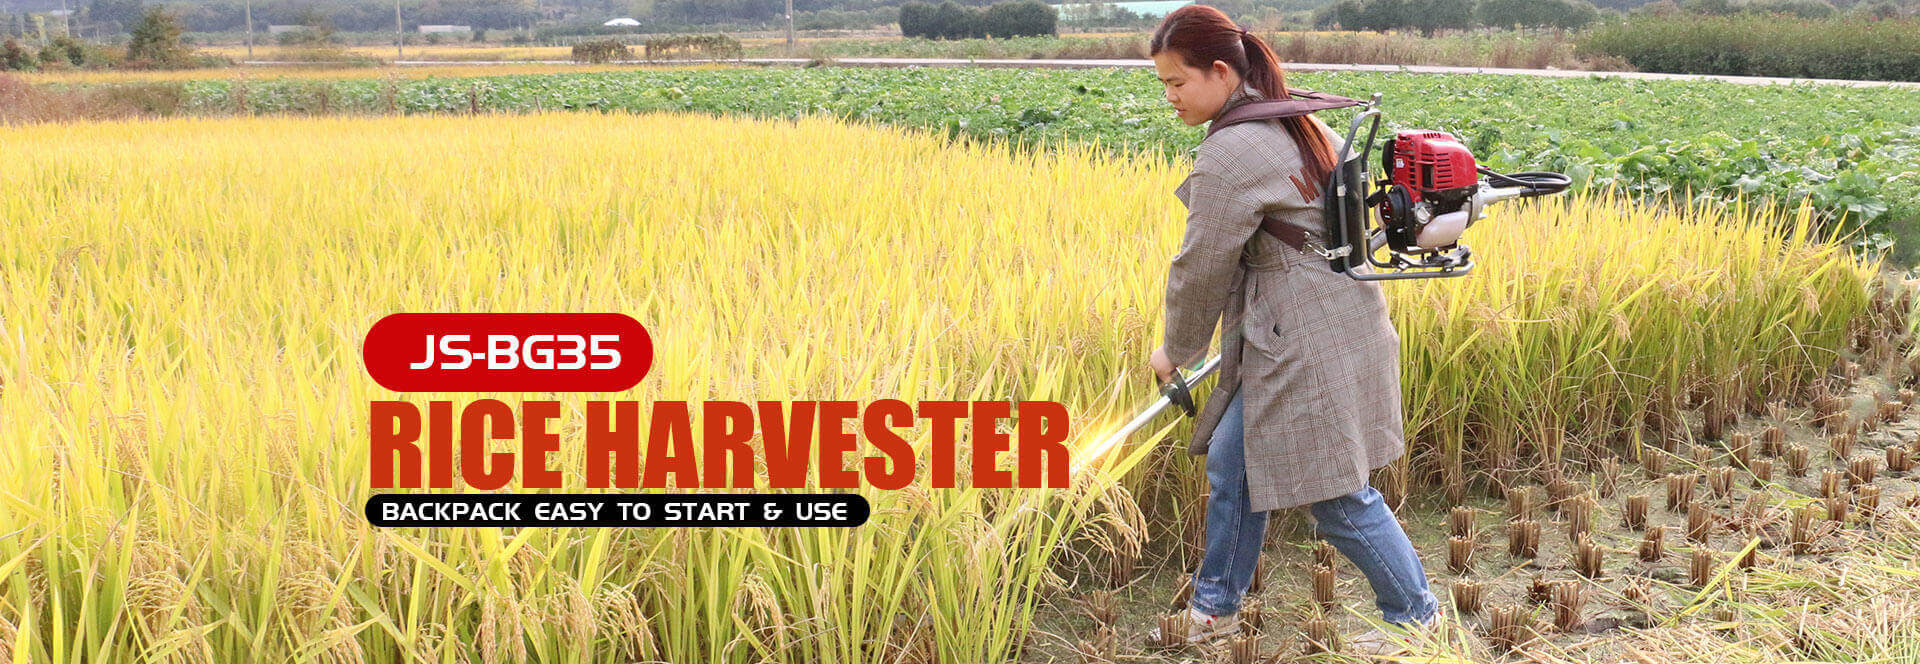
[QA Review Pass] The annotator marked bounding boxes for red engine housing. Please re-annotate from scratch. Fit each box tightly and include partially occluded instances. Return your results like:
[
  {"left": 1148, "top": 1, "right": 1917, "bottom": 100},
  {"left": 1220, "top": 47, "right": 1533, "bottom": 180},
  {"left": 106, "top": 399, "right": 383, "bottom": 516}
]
[{"left": 1389, "top": 130, "right": 1477, "bottom": 199}]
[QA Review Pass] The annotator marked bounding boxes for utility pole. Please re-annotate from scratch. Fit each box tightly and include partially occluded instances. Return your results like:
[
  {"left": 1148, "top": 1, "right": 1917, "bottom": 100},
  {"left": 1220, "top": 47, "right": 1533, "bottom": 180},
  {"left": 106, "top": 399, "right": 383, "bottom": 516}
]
[
  {"left": 784, "top": 0, "right": 793, "bottom": 56},
  {"left": 394, "top": 0, "right": 402, "bottom": 60},
  {"left": 244, "top": 0, "right": 253, "bottom": 59}
]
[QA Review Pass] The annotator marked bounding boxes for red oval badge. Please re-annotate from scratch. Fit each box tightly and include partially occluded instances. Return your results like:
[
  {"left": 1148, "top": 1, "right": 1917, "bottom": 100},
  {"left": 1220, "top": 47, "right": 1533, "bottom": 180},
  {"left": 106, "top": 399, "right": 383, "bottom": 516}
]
[{"left": 363, "top": 313, "right": 652, "bottom": 392}]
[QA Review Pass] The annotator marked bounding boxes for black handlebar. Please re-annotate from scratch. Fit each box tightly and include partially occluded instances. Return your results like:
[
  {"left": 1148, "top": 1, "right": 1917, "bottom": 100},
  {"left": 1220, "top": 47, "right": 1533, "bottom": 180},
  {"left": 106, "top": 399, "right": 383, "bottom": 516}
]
[{"left": 1478, "top": 167, "right": 1571, "bottom": 197}]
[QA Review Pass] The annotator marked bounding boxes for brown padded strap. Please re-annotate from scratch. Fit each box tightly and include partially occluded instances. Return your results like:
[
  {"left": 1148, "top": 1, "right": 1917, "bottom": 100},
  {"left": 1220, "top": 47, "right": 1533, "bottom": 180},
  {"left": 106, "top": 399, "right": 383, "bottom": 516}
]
[
  {"left": 1206, "top": 88, "right": 1363, "bottom": 138},
  {"left": 1212, "top": 88, "right": 1356, "bottom": 254},
  {"left": 1259, "top": 215, "right": 1314, "bottom": 254}
]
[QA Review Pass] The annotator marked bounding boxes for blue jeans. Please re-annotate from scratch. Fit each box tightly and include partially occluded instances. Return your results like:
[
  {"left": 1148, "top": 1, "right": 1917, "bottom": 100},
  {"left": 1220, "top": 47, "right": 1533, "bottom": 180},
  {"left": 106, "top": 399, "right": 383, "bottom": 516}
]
[{"left": 1189, "top": 389, "right": 1439, "bottom": 625}]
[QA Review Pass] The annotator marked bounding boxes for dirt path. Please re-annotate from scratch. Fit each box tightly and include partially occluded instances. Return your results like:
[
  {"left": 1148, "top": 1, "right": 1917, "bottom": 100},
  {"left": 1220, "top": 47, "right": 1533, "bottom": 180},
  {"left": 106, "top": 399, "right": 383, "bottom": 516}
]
[
  {"left": 727, "top": 59, "right": 1920, "bottom": 90},
  {"left": 233, "top": 57, "right": 1920, "bottom": 90}
]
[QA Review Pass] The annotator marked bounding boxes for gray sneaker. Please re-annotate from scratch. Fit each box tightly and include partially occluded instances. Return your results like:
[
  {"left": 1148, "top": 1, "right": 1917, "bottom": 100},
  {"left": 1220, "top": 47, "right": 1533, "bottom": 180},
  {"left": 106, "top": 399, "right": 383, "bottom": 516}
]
[{"left": 1347, "top": 610, "right": 1441, "bottom": 657}]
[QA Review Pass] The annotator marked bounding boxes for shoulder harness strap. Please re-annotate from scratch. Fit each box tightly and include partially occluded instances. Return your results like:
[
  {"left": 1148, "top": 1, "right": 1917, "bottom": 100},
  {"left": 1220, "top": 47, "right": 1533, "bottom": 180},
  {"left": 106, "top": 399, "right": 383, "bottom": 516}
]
[
  {"left": 1204, "top": 88, "right": 1363, "bottom": 139},
  {"left": 1202, "top": 88, "right": 1364, "bottom": 257}
]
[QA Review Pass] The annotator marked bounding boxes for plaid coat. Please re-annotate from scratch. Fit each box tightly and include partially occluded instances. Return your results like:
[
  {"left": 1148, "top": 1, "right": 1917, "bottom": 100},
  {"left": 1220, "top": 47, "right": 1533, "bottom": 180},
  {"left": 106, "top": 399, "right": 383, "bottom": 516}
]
[{"left": 1162, "top": 83, "right": 1407, "bottom": 513}]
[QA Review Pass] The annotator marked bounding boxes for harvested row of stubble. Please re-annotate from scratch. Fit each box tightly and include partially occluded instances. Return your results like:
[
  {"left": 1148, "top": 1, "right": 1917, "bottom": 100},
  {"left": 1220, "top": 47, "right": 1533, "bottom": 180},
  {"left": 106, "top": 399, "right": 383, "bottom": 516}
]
[
  {"left": 1133, "top": 159, "right": 1879, "bottom": 580},
  {"left": 1373, "top": 189, "right": 1877, "bottom": 504}
]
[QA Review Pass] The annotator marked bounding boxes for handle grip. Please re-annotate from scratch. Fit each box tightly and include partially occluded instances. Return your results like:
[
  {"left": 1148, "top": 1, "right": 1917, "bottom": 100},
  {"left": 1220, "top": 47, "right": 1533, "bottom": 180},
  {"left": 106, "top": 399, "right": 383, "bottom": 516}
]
[{"left": 1158, "top": 367, "right": 1197, "bottom": 418}]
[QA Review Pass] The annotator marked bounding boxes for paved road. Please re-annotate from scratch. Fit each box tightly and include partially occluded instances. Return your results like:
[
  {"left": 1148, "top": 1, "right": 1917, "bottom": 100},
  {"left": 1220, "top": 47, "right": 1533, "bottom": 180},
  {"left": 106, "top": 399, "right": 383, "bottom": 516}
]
[{"left": 238, "top": 57, "right": 1920, "bottom": 90}]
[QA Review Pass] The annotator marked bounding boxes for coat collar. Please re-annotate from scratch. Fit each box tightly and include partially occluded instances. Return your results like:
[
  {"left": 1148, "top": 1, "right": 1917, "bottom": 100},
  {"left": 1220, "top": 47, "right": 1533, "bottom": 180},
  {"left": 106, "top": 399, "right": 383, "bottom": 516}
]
[
  {"left": 1209, "top": 81, "right": 1265, "bottom": 125},
  {"left": 1188, "top": 81, "right": 1265, "bottom": 156}
]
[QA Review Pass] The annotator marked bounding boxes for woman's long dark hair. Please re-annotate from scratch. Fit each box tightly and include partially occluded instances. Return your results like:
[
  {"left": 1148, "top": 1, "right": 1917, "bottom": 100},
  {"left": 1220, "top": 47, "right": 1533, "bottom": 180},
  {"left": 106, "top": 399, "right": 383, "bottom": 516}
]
[{"left": 1149, "top": 5, "right": 1338, "bottom": 192}]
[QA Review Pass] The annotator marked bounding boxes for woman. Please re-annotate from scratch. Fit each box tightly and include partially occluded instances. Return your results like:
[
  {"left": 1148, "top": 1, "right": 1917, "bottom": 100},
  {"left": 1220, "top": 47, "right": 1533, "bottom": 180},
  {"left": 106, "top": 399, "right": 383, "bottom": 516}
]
[{"left": 1142, "top": 5, "right": 1440, "bottom": 654}]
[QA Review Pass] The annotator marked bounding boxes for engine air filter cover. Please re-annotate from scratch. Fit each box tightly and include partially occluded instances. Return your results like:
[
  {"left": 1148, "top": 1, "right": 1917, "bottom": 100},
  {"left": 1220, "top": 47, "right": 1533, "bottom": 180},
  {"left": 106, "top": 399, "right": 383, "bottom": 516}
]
[{"left": 1388, "top": 130, "right": 1477, "bottom": 194}]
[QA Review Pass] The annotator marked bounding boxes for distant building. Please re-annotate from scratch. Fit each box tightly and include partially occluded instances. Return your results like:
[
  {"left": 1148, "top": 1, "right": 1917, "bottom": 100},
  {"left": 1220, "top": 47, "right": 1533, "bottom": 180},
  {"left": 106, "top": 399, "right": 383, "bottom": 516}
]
[
  {"left": 266, "top": 24, "right": 306, "bottom": 34},
  {"left": 602, "top": 17, "right": 641, "bottom": 26},
  {"left": 418, "top": 24, "right": 472, "bottom": 33}
]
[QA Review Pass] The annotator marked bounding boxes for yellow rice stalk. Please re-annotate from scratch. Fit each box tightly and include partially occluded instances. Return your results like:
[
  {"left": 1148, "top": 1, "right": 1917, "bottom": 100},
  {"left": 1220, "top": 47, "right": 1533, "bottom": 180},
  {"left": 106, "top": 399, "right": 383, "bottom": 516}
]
[
  {"left": 0, "top": 109, "right": 1878, "bottom": 661},
  {"left": 0, "top": 111, "right": 1180, "bottom": 663}
]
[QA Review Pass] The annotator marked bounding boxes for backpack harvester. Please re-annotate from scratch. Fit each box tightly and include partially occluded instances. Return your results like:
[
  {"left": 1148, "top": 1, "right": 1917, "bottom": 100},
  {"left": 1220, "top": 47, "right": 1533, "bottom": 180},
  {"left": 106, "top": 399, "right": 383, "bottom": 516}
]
[{"left": 1076, "top": 90, "right": 1572, "bottom": 472}]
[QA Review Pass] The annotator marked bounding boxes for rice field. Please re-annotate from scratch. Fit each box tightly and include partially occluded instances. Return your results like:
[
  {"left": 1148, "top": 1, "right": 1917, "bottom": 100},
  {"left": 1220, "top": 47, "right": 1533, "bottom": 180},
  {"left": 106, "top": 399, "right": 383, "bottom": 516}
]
[
  {"left": 0, "top": 106, "right": 1902, "bottom": 661},
  {"left": 12, "top": 63, "right": 731, "bottom": 85}
]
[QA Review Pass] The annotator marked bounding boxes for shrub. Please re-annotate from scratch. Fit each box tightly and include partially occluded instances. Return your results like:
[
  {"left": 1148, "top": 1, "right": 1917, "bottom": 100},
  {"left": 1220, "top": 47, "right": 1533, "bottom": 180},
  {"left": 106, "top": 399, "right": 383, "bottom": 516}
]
[
  {"left": 1855, "top": 1, "right": 1902, "bottom": 19},
  {"left": 899, "top": 1, "right": 935, "bottom": 37},
  {"left": 1631, "top": 0, "right": 1684, "bottom": 15},
  {"left": 930, "top": 1, "right": 977, "bottom": 39},
  {"left": 902, "top": 0, "right": 1056, "bottom": 39},
  {"left": 281, "top": 6, "right": 336, "bottom": 47},
  {"left": 981, "top": 1, "right": 1057, "bottom": 38},
  {"left": 1474, "top": 0, "right": 1601, "bottom": 29},
  {"left": 2, "top": 39, "right": 32, "bottom": 71},
  {"left": 1411, "top": 0, "right": 1476, "bottom": 35},
  {"left": 0, "top": 73, "right": 187, "bottom": 122},
  {"left": 89, "top": 82, "right": 186, "bottom": 114},
  {"left": 1747, "top": 0, "right": 1836, "bottom": 18},
  {"left": 126, "top": 6, "right": 190, "bottom": 68},
  {"left": 1579, "top": 13, "right": 1920, "bottom": 81},
  {"left": 39, "top": 36, "right": 85, "bottom": 67},
  {"left": 1318, "top": 0, "right": 1484, "bottom": 34},
  {"left": 1681, "top": 0, "right": 1737, "bottom": 14}
]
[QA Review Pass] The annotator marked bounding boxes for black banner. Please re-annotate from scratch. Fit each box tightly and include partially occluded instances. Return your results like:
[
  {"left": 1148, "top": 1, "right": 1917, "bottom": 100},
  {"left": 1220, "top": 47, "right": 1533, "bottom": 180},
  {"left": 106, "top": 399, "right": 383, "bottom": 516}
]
[{"left": 366, "top": 493, "right": 869, "bottom": 527}]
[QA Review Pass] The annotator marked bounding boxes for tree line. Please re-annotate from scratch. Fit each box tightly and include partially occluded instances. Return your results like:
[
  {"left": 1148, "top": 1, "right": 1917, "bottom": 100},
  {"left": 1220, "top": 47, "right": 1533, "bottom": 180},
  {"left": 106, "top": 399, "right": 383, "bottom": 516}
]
[
  {"left": 1312, "top": 0, "right": 1913, "bottom": 33},
  {"left": 1314, "top": 0, "right": 1600, "bottom": 33},
  {"left": 898, "top": 0, "right": 1056, "bottom": 39}
]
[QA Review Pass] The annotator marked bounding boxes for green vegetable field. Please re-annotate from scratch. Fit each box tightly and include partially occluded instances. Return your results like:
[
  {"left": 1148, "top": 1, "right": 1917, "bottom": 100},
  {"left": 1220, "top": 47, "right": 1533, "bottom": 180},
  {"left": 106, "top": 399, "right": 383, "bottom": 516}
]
[{"left": 167, "top": 66, "right": 1920, "bottom": 262}]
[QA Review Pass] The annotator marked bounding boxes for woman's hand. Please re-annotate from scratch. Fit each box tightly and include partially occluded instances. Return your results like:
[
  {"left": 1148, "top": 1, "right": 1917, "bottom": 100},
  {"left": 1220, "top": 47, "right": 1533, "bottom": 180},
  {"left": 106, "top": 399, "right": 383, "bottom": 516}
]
[{"left": 1149, "top": 345, "right": 1175, "bottom": 384}]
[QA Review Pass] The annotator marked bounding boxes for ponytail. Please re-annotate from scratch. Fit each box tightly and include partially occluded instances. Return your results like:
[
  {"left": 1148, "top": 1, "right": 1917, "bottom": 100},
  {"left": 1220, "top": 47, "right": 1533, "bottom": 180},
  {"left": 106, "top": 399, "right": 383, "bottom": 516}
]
[
  {"left": 1239, "top": 30, "right": 1339, "bottom": 191},
  {"left": 1151, "top": 6, "right": 1340, "bottom": 191}
]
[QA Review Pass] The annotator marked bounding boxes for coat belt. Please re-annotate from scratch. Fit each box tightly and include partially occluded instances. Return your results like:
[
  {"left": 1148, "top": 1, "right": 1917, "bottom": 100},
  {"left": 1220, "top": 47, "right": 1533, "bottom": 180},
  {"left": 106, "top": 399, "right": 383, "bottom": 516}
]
[
  {"left": 1247, "top": 214, "right": 1319, "bottom": 272},
  {"left": 1240, "top": 248, "right": 1292, "bottom": 272}
]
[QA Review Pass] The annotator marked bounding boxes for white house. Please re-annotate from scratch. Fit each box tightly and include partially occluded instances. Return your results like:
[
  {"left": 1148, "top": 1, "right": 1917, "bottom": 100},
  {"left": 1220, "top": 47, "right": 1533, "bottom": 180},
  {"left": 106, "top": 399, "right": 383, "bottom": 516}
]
[
  {"left": 602, "top": 17, "right": 641, "bottom": 26},
  {"left": 266, "top": 24, "right": 305, "bottom": 34},
  {"left": 417, "top": 24, "right": 472, "bottom": 33}
]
